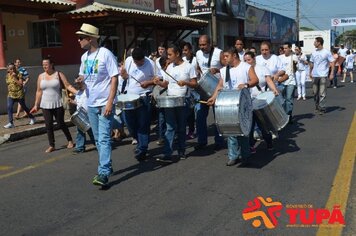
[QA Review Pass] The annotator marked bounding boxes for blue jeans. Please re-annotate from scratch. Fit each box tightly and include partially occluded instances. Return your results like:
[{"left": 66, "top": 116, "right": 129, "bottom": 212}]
[
  {"left": 7, "top": 97, "right": 34, "bottom": 123},
  {"left": 87, "top": 106, "right": 114, "bottom": 177},
  {"left": 278, "top": 84, "right": 295, "bottom": 116},
  {"left": 228, "top": 136, "right": 250, "bottom": 160},
  {"left": 123, "top": 96, "right": 151, "bottom": 154},
  {"left": 195, "top": 98, "right": 224, "bottom": 146},
  {"left": 75, "top": 127, "right": 95, "bottom": 152},
  {"left": 164, "top": 104, "right": 188, "bottom": 157},
  {"left": 157, "top": 108, "right": 166, "bottom": 140}
]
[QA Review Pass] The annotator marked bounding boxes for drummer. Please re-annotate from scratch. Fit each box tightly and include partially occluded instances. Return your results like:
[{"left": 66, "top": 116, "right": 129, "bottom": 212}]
[
  {"left": 207, "top": 47, "right": 259, "bottom": 166},
  {"left": 244, "top": 51, "right": 279, "bottom": 152},
  {"left": 120, "top": 47, "right": 158, "bottom": 161},
  {"left": 195, "top": 35, "right": 225, "bottom": 151},
  {"left": 154, "top": 44, "right": 197, "bottom": 162}
]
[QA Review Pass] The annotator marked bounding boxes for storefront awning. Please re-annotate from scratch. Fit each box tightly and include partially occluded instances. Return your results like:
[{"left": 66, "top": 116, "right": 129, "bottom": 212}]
[
  {"left": 0, "top": 0, "right": 75, "bottom": 13},
  {"left": 63, "top": 2, "right": 208, "bottom": 29}
]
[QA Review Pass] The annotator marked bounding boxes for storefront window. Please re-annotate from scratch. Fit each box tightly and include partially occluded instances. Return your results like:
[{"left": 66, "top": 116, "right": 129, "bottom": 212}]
[{"left": 29, "top": 20, "right": 62, "bottom": 48}]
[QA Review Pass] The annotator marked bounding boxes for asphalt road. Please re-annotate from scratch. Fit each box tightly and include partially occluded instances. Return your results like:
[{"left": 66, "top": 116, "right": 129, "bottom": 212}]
[{"left": 0, "top": 82, "right": 355, "bottom": 236}]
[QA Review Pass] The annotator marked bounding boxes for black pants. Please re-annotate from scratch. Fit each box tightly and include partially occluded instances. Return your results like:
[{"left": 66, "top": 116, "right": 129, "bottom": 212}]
[
  {"left": 249, "top": 113, "right": 272, "bottom": 147},
  {"left": 42, "top": 107, "right": 72, "bottom": 147}
]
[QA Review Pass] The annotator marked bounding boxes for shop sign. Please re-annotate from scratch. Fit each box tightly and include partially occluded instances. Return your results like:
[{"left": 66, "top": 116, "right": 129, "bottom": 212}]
[
  {"left": 226, "top": 0, "right": 246, "bottom": 19},
  {"left": 270, "top": 12, "right": 297, "bottom": 43},
  {"left": 187, "top": 0, "right": 212, "bottom": 15},
  {"left": 244, "top": 5, "right": 270, "bottom": 38},
  {"left": 169, "top": 0, "right": 178, "bottom": 14},
  {"left": 96, "top": 0, "right": 154, "bottom": 11}
]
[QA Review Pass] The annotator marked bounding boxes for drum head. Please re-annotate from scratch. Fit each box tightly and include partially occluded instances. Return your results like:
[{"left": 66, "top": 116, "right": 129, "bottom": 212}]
[
  {"left": 238, "top": 88, "right": 253, "bottom": 136},
  {"left": 253, "top": 91, "right": 274, "bottom": 110},
  {"left": 117, "top": 94, "right": 140, "bottom": 102}
]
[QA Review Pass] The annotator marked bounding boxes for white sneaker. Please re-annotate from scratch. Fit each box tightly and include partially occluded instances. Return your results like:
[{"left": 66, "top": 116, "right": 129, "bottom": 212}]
[
  {"left": 297, "top": 96, "right": 301, "bottom": 100},
  {"left": 351, "top": 81, "right": 354, "bottom": 83},
  {"left": 4, "top": 123, "right": 15, "bottom": 129},
  {"left": 131, "top": 139, "right": 138, "bottom": 145},
  {"left": 29, "top": 118, "right": 36, "bottom": 125},
  {"left": 302, "top": 96, "right": 306, "bottom": 100}
]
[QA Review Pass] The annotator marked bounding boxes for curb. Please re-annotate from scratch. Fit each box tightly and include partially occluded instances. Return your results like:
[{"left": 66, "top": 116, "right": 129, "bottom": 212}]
[{"left": 0, "top": 120, "right": 74, "bottom": 145}]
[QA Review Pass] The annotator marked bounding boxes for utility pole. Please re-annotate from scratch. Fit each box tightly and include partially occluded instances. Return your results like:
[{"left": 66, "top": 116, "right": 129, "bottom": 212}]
[
  {"left": 296, "top": 0, "right": 300, "bottom": 45},
  {"left": 211, "top": 0, "right": 217, "bottom": 46}
]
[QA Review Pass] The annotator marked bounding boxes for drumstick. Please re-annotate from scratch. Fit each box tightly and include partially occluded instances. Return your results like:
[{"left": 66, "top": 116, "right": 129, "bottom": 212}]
[
  {"left": 163, "top": 70, "right": 179, "bottom": 83},
  {"left": 129, "top": 74, "right": 142, "bottom": 85},
  {"left": 123, "top": 49, "right": 127, "bottom": 64},
  {"left": 198, "top": 100, "right": 208, "bottom": 104}
]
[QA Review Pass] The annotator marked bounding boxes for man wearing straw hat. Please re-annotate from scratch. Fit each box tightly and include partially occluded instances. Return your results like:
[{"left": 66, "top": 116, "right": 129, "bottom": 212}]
[{"left": 76, "top": 23, "right": 119, "bottom": 187}]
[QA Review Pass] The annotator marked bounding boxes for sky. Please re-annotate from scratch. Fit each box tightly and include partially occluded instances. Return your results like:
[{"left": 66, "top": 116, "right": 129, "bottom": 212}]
[{"left": 246, "top": 0, "right": 356, "bottom": 33}]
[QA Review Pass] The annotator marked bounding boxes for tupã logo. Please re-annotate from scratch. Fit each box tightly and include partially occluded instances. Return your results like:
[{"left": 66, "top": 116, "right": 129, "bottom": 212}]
[{"left": 242, "top": 196, "right": 283, "bottom": 229}]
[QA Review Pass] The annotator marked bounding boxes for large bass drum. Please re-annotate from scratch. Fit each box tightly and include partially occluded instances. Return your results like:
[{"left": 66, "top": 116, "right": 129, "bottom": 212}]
[
  {"left": 252, "top": 91, "right": 289, "bottom": 133},
  {"left": 197, "top": 71, "right": 220, "bottom": 100},
  {"left": 70, "top": 106, "right": 91, "bottom": 133},
  {"left": 215, "top": 89, "right": 252, "bottom": 136}
]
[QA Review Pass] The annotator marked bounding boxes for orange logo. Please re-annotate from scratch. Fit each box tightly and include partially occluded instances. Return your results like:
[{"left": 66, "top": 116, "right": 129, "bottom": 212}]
[{"left": 242, "top": 196, "right": 283, "bottom": 229}]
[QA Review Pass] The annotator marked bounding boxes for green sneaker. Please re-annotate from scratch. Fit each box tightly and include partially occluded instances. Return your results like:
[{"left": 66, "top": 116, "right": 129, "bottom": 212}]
[{"left": 92, "top": 174, "right": 108, "bottom": 186}]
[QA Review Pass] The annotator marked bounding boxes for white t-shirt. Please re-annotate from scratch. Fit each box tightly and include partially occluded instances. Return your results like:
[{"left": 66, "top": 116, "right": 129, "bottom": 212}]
[
  {"left": 163, "top": 61, "right": 196, "bottom": 97},
  {"left": 196, "top": 47, "right": 223, "bottom": 74},
  {"left": 79, "top": 47, "right": 119, "bottom": 107},
  {"left": 345, "top": 54, "right": 355, "bottom": 69},
  {"left": 338, "top": 48, "right": 348, "bottom": 58},
  {"left": 75, "top": 89, "right": 89, "bottom": 111},
  {"left": 256, "top": 54, "right": 284, "bottom": 76},
  {"left": 238, "top": 51, "right": 245, "bottom": 61},
  {"left": 250, "top": 64, "right": 271, "bottom": 98},
  {"left": 310, "top": 48, "right": 334, "bottom": 77},
  {"left": 220, "top": 62, "right": 251, "bottom": 90},
  {"left": 279, "top": 54, "right": 298, "bottom": 85},
  {"left": 296, "top": 53, "right": 308, "bottom": 71},
  {"left": 183, "top": 56, "right": 198, "bottom": 74},
  {"left": 119, "top": 56, "right": 156, "bottom": 96}
]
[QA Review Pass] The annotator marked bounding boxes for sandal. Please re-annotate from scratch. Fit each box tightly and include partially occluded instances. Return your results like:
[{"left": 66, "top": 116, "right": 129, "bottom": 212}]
[
  {"left": 67, "top": 141, "right": 74, "bottom": 149},
  {"left": 45, "top": 146, "right": 55, "bottom": 153}
]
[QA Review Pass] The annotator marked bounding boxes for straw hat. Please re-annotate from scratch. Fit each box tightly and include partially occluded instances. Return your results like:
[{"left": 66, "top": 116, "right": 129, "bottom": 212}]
[{"left": 76, "top": 23, "right": 100, "bottom": 38}]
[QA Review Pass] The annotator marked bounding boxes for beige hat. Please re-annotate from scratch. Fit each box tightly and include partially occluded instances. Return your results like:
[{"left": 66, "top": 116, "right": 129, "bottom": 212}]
[{"left": 76, "top": 23, "right": 100, "bottom": 38}]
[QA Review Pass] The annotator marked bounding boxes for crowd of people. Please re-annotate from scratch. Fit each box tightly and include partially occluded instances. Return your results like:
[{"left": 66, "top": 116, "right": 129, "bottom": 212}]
[{"left": 3, "top": 23, "right": 355, "bottom": 187}]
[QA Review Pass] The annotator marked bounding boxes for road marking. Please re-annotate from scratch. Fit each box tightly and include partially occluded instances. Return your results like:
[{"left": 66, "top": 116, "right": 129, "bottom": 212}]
[
  {"left": 0, "top": 153, "right": 69, "bottom": 180},
  {"left": 316, "top": 112, "right": 356, "bottom": 236},
  {"left": 0, "top": 166, "right": 12, "bottom": 171}
]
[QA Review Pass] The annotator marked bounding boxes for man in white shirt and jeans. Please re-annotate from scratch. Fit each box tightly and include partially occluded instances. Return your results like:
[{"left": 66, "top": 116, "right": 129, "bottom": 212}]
[{"left": 309, "top": 37, "right": 335, "bottom": 115}]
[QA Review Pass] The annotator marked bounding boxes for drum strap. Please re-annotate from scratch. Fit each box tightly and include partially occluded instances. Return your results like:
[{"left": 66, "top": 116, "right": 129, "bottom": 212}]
[
  {"left": 208, "top": 47, "right": 215, "bottom": 68},
  {"left": 225, "top": 65, "right": 231, "bottom": 83}
]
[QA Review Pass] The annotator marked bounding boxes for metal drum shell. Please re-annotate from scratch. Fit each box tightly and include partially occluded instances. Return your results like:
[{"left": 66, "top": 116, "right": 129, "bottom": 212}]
[
  {"left": 116, "top": 94, "right": 142, "bottom": 110},
  {"left": 197, "top": 71, "right": 220, "bottom": 99},
  {"left": 252, "top": 91, "right": 289, "bottom": 133},
  {"left": 70, "top": 107, "right": 91, "bottom": 133},
  {"left": 156, "top": 95, "right": 185, "bottom": 108},
  {"left": 214, "top": 89, "right": 252, "bottom": 137}
]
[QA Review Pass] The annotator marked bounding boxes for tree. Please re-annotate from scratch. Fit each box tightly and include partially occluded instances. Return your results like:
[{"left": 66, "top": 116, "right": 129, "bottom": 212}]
[
  {"left": 300, "top": 26, "right": 314, "bottom": 31},
  {"left": 336, "top": 29, "right": 356, "bottom": 48}
]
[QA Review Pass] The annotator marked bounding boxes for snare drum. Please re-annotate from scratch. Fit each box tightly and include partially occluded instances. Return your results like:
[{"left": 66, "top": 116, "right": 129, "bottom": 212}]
[
  {"left": 152, "top": 85, "right": 167, "bottom": 107},
  {"left": 252, "top": 91, "right": 289, "bottom": 133},
  {"left": 116, "top": 94, "right": 142, "bottom": 110},
  {"left": 215, "top": 89, "right": 252, "bottom": 137},
  {"left": 156, "top": 95, "right": 185, "bottom": 108},
  {"left": 70, "top": 107, "right": 91, "bottom": 133},
  {"left": 197, "top": 71, "right": 220, "bottom": 100}
]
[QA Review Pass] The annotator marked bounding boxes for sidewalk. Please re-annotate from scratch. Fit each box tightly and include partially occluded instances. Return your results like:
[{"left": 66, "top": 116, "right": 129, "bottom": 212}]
[{"left": 0, "top": 111, "right": 73, "bottom": 145}]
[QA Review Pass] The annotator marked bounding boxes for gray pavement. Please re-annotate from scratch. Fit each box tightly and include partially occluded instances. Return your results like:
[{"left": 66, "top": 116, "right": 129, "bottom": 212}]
[{"left": 0, "top": 80, "right": 355, "bottom": 235}]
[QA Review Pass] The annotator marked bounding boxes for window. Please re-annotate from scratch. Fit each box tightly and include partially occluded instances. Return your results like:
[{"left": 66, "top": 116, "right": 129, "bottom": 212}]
[{"left": 29, "top": 20, "right": 61, "bottom": 48}]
